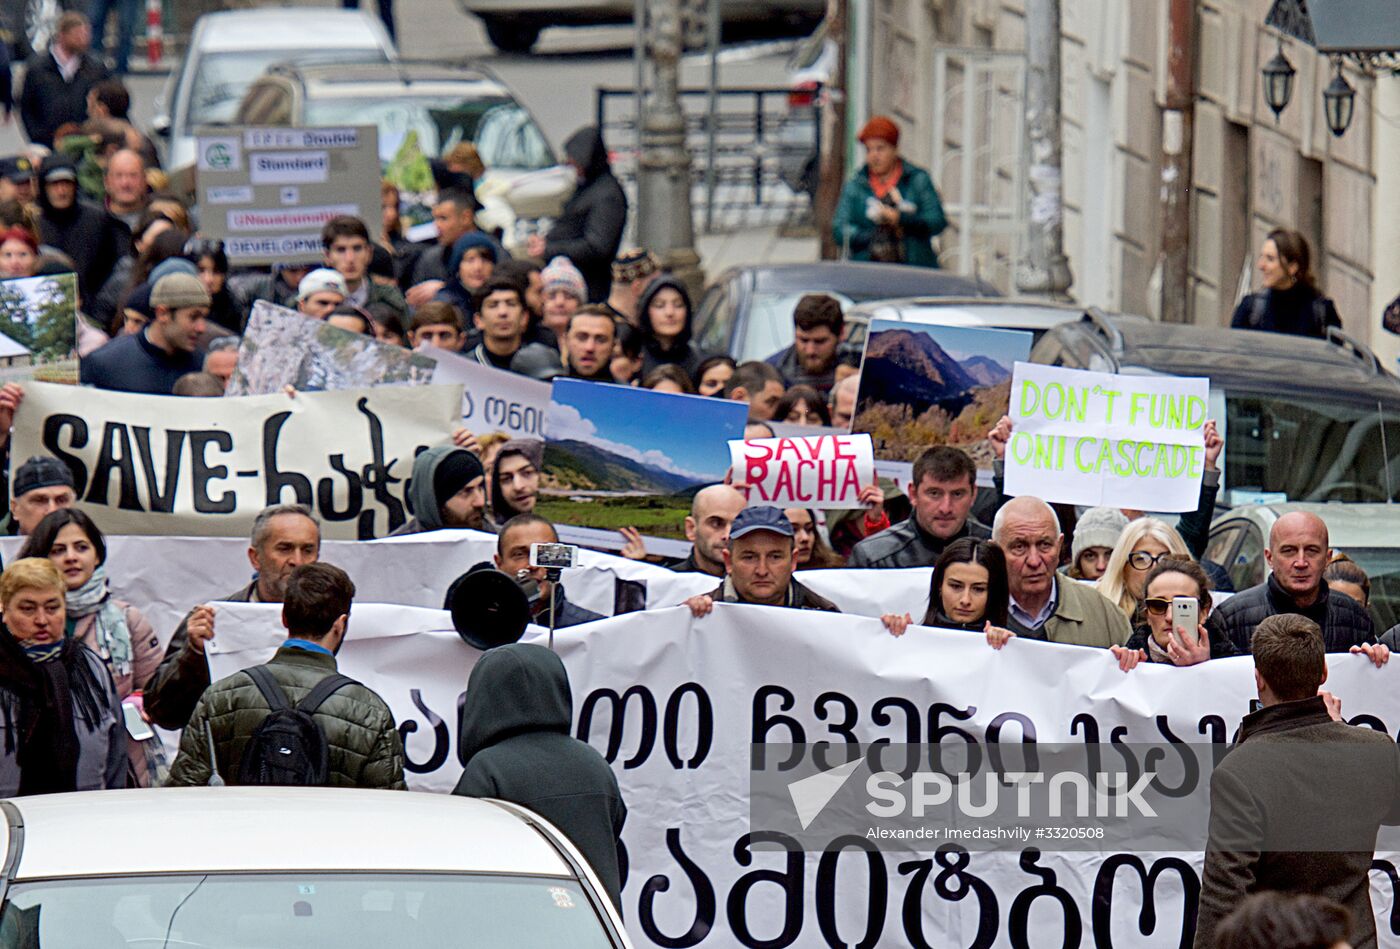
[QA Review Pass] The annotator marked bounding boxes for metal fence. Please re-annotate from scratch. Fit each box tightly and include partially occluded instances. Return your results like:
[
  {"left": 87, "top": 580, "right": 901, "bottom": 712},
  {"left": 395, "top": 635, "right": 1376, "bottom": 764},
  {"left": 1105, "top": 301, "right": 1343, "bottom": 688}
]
[{"left": 595, "top": 86, "right": 818, "bottom": 237}]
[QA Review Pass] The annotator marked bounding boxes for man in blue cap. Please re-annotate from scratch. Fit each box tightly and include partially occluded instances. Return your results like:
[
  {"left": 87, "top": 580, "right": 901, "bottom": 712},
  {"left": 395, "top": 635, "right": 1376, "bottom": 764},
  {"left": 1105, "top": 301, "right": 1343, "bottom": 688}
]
[{"left": 684, "top": 507, "right": 840, "bottom": 616}]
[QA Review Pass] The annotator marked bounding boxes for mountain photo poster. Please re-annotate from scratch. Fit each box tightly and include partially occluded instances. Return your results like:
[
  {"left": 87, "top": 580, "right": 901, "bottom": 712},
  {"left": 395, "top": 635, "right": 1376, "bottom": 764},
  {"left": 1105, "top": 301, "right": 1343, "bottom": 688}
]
[
  {"left": 541, "top": 379, "right": 748, "bottom": 537},
  {"left": 853, "top": 320, "right": 1033, "bottom": 473}
]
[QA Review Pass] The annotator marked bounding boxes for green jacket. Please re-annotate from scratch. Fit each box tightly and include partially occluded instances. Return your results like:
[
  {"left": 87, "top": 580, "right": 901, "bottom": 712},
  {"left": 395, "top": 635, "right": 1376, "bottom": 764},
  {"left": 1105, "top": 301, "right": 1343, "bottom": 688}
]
[
  {"left": 166, "top": 644, "right": 407, "bottom": 790},
  {"left": 832, "top": 160, "right": 947, "bottom": 268},
  {"left": 1040, "top": 576, "right": 1133, "bottom": 649}
]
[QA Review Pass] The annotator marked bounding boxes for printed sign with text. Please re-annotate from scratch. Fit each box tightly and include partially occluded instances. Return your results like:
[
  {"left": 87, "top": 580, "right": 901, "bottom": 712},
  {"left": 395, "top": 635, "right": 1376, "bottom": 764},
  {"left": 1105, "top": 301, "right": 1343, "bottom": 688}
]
[{"left": 729, "top": 433, "right": 874, "bottom": 508}]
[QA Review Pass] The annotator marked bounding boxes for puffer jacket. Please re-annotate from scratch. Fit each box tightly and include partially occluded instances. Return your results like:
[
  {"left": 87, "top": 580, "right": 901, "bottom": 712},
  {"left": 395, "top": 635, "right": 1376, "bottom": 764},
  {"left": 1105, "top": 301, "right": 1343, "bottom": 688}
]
[
  {"left": 847, "top": 516, "right": 992, "bottom": 569},
  {"left": 166, "top": 644, "right": 407, "bottom": 789},
  {"left": 541, "top": 128, "right": 626, "bottom": 302},
  {"left": 1205, "top": 575, "right": 1374, "bottom": 658}
]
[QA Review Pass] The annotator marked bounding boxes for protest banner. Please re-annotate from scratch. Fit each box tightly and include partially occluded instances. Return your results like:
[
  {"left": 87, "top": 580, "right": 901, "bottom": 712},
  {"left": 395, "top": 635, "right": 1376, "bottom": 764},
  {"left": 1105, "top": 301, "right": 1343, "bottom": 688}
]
[
  {"left": 195, "top": 126, "right": 382, "bottom": 266},
  {"left": 208, "top": 601, "right": 1400, "bottom": 947},
  {"left": 225, "top": 300, "right": 438, "bottom": 396},
  {"left": 422, "top": 344, "right": 550, "bottom": 440},
  {"left": 854, "top": 320, "right": 1031, "bottom": 481},
  {"left": 1004, "top": 362, "right": 1210, "bottom": 510},
  {"left": 729, "top": 433, "right": 874, "bottom": 508},
  {"left": 542, "top": 379, "right": 747, "bottom": 538},
  {"left": 10, "top": 381, "right": 461, "bottom": 540}
]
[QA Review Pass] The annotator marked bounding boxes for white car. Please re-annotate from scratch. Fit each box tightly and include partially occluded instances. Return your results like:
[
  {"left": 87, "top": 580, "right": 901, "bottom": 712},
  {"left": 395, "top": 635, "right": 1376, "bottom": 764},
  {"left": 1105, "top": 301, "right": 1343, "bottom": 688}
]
[
  {"left": 153, "top": 8, "right": 396, "bottom": 172},
  {"left": 0, "top": 788, "right": 632, "bottom": 947}
]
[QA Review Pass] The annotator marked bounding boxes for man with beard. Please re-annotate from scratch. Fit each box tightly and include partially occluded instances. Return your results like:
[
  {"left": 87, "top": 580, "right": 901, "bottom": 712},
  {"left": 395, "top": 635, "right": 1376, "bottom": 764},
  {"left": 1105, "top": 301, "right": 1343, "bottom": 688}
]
[
  {"left": 489, "top": 438, "right": 542, "bottom": 528},
  {"left": 144, "top": 505, "right": 322, "bottom": 730},
  {"left": 764, "top": 293, "right": 857, "bottom": 397},
  {"left": 391, "top": 445, "right": 488, "bottom": 536}
]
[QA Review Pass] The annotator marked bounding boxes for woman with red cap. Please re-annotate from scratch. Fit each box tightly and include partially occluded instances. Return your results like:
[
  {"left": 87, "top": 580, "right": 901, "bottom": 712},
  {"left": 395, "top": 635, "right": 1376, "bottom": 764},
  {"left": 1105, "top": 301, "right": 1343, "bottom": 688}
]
[{"left": 832, "top": 115, "right": 947, "bottom": 268}]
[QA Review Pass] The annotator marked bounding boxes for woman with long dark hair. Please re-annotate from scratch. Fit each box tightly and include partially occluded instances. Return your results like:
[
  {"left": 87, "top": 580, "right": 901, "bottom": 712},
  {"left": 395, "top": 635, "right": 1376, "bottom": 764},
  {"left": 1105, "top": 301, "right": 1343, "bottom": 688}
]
[
  {"left": 880, "top": 538, "right": 1011, "bottom": 641},
  {"left": 784, "top": 508, "right": 845, "bottom": 569},
  {"left": 186, "top": 238, "right": 241, "bottom": 332},
  {"left": 1231, "top": 228, "right": 1341, "bottom": 337},
  {"left": 636, "top": 276, "right": 707, "bottom": 381},
  {"left": 0, "top": 558, "right": 126, "bottom": 795}
]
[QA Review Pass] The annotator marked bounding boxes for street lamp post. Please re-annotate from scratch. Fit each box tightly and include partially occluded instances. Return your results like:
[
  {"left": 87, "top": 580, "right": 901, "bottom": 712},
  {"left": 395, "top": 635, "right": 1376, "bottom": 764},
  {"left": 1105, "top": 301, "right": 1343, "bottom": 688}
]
[{"left": 636, "top": 0, "right": 704, "bottom": 294}]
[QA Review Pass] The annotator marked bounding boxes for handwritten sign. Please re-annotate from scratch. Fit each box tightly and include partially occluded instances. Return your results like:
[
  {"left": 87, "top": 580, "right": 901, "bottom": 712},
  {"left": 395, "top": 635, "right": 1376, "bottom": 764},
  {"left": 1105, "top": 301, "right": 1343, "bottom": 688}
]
[
  {"left": 729, "top": 433, "right": 874, "bottom": 508},
  {"left": 12, "top": 382, "right": 461, "bottom": 539},
  {"left": 421, "top": 345, "right": 550, "bottom": 439},
  {"left": 1003, "top": 362, "right": 1209, "bottom": 511}
]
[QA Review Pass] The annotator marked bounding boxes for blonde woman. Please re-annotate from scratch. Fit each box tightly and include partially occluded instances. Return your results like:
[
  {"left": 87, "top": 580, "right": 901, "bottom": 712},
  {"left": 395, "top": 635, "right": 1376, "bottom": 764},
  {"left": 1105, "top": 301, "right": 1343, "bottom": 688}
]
[{"left": 1095, "top": 517, "right": 1190, "bottom": 625}]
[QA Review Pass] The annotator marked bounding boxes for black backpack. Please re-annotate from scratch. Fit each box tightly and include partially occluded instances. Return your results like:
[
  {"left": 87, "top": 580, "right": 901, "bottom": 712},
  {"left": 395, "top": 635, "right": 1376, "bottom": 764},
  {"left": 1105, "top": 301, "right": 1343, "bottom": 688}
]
[{"left": 235, "top": 665, "right": 356, "bottom": 786}]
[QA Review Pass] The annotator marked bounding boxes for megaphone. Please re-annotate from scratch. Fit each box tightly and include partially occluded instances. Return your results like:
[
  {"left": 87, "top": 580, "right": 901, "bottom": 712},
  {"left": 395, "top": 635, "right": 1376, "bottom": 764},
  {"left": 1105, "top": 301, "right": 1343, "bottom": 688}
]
[{"left": 444, "top": 563, "right": 529, "bottom": 651}]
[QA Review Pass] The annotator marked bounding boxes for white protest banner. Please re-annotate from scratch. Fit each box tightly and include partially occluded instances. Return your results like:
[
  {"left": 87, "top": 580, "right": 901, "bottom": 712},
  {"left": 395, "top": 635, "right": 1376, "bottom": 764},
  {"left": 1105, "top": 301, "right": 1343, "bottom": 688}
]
[
  {"left": 1004, "top": 362, "right": 1209, "bottom": 511},
  {"left": 729, "top": 433, "right": 874, "bottom": 508},
  {"left": 10, "top": 382, "right": 461, "bottom": 540},
  {"left": 207, "top": 602, "right": 1400, "bottom": 947},
  {"left": 226, "top": 301, "right": 437, "bottom": 396},
  {"left": 423, "top": 345, "right": 549, "bottom": 439}
]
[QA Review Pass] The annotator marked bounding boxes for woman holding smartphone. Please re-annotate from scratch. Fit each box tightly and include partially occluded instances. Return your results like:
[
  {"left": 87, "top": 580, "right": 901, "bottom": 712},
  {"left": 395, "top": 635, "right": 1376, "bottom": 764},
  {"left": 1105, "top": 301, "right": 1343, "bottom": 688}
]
[{"left": 1117, "top": 558, "right": 1215, "bottom": 667}]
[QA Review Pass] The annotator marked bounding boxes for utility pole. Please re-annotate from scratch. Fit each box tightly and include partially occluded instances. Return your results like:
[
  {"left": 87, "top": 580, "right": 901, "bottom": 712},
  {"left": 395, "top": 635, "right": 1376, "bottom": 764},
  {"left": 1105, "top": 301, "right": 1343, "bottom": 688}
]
[
  {"left": 1158, "top": 0, "right": 1196, "bottom": 323},
  {"left": 1015, "top": 0, "right": 1073, "bottom": 299},
  {"left": 814, "top": 0, "right": 848, "bottom": 259},
  {"left": 637, "top": 0, "right": 704, "bottom": 295}
]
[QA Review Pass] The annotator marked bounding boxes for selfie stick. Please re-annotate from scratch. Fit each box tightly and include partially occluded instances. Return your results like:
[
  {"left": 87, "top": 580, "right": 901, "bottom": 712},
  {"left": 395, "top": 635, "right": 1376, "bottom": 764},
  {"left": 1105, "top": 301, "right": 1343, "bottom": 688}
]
[{"left": 545, "top": 567, "right": 563, "bottom": 651}]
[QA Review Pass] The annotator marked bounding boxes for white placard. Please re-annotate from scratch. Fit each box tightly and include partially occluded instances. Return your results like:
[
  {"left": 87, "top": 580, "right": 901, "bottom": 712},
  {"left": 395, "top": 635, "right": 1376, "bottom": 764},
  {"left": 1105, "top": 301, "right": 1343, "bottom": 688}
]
[
  {"left": 1004, "top": 362, "right": 1209, "bottom": 511},
  {"left": 729, "top": 433, "right": 875, "bottom": 508},
  {"left": 423, "top": 345, "right": 550, "bottom": 440}
]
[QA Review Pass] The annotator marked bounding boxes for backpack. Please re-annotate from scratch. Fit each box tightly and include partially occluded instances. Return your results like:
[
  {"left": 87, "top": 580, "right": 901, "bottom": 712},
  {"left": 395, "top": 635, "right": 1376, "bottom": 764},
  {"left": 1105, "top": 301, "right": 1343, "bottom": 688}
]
[{"left": 235, "top": 665, "right": 356, "bottom": 786}]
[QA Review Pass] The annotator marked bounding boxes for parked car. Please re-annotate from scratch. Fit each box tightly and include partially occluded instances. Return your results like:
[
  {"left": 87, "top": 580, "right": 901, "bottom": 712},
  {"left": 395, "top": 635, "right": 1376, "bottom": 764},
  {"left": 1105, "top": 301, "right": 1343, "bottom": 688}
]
[
  {"left": 153, "top": 8, "right": 396, "bottom": 172},
  {"left": 843, "top": 296, "right": 1088, "bottom": 356},
  {"left": 459, "top": 0, "right": 823, "bottom": 54},
  {"left": 1206, "top": 502, "right": 1400, "bottom": 633},
  {"left": 1032, "top": 314, "right": 1400, "bottom": 506},
  {"left": 0, "top": 788, "right": 632, "bottom": 947},
  {"left": 693, "top": 262, "right": 999, "bottom": 363}
]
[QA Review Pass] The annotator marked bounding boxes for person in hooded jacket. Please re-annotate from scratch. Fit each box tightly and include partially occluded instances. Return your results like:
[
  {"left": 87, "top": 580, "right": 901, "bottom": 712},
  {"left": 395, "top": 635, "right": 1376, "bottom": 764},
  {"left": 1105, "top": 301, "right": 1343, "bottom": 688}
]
[
  {"left": 391, "top": 445, "right": 489, "bottom": 536},
  {"left": 36, "top": 154, "right": 127, "bottom": 302},
  {"left": 637, "top": 275, "right": 707, "bottom": 383},
  {"left": 526, "top": 127, "right": 626, "bottom": 303},
  {"left": 452, "top": 643, "right": 626, "bottom": 910}
]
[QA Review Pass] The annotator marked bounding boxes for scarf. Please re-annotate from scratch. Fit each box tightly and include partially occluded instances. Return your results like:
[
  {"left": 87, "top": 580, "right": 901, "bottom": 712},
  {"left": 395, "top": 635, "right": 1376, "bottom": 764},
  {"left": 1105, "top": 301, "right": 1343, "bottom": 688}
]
[
  {"left": 0, "top": 627, "right": 106, "bottom": 796},
  {"left": 1146, "top": 632, "right": 1173, "bottom": 664},
  {"left": 65, "top": 567, "right": 132, "bottom": 678},
  {"left": 867, "top": 160, "right": 904, "bottom": 200}
]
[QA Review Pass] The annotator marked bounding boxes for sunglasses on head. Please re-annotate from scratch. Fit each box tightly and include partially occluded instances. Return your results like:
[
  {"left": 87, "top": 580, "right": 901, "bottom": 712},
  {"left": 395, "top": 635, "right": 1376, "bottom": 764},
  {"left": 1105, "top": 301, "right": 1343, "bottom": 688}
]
[{"left": 1143, "top": 596, "right": 1197, "bottom": 616}]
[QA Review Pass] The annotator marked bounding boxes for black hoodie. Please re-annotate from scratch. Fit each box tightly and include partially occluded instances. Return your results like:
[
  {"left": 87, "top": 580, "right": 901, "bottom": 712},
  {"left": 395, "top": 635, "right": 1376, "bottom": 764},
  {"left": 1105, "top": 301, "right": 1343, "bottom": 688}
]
[
  {"left": 637, "top": 275, "right": 707, "bottom": 382},
  {"left": 37, "top": 156, "right": 128, "bottom": 302},
  {"left": 452, "top": 644, "right": 626, "bottom": 910},
  {"left": 541, "top": 128, "right": 627, "bottom": 303}
]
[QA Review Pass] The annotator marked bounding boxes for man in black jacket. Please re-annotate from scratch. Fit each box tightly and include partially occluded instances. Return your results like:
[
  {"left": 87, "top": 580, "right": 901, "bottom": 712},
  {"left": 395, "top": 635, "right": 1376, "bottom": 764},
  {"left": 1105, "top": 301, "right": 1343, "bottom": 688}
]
[
  {"left": 18, "top": 12, "right": 110, "bottom": 149},
  {"left": 527, "top": 127, "right": 625, "bottom": 302},
  {"left": 144, "top": 504, "right": 321, "bottom": 730},
  {"left": 493, "top": 514, "right": 603, "bottom": 629},
  {"left": 685, "top": 507, "right": 841, "bottom": 615},
  {"left": 1194, "top": 614, "right": 1400, "bottom": 949},
  {"left": 453, "top": 643, "right": 626, "bottom": 909},
  {"left": 1206, "top": 511, "right": 1375, "bottom": 657},
  {"left": 848, "top": 446, "right": 989, "bottom": 569},
  {"left": 36, "top": 154, "right": 127, "bottom": 301}
]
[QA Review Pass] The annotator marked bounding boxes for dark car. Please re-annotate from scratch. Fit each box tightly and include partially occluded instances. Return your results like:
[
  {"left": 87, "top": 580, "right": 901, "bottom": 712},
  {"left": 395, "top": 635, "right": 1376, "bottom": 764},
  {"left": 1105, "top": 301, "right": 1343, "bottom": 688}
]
[
  {"left": 693, "top": 262, "right": 998, "bottom": 363},
  {"left": 1032, "top": 314, "right": 1400, "bottom": 505}
]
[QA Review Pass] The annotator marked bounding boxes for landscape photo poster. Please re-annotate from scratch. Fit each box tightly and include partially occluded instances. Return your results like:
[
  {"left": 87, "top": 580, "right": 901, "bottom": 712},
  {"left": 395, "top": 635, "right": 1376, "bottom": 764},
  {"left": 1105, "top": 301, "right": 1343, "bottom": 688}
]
[
  {"left": 0, "top": 273, "right": 79, "bottom": 383},
  {"left": 853, "top": 320, "right": 1033, "bottom": 474},
  {"left": 542, "top": 379, "right": 748, "bottom": 538}
]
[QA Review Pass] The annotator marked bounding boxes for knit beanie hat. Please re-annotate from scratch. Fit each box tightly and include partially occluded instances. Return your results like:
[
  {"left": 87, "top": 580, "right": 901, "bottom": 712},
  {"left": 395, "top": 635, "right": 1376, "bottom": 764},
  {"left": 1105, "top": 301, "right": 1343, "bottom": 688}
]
[
  {"left": 13, "top": 456, "right": 74, "bottom": 497},
  {"left": 297, "top": 267, "right": 349, "bottom": 302},
  {"left": 540, "top": 256, "right": 586, "bottom": 302},
  {"left": 432, "top": 449, "right": 485, "bottom": 509},
  {"left": 1071, "top": 506, "right": 1130, "bottom": 563},
  {"left": 150, "top": 272, "right": 211, "bottom": 309}
]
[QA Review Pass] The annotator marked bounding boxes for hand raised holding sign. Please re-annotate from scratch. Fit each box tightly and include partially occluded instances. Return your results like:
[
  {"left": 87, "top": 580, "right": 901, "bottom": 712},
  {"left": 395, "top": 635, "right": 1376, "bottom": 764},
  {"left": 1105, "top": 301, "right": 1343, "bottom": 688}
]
[{"left": 0, "top": 383, "right": 24, "bottom": 450}]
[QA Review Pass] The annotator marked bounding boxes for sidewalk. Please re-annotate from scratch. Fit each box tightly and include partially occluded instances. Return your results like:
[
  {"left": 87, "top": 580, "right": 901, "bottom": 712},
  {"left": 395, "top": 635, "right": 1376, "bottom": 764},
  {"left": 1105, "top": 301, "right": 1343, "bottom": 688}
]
[{"left": 696, "top": 223, "right": 820, "bottom": 278}]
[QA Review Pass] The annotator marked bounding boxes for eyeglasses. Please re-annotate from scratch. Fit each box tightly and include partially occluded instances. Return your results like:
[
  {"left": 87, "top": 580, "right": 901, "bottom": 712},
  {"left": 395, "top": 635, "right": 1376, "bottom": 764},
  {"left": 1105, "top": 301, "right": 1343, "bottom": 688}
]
[
  {"left": 1128, "top": 551, "right": 1171, "bottom": 570},
  {"left": 1143, "top": 596, "right": 1198, "bottom": 616}
]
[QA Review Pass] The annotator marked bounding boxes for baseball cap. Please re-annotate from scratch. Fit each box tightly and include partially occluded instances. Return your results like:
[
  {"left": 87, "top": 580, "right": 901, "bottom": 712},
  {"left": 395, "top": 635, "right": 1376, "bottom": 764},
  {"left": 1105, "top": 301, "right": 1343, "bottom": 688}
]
[
  {"left": 0, "top": 156, "right": 33, "bottom": 183},
  {"left": 728, "top": 506, "right": 795, "bottom": 542},
  {"left": 40, "top": 156, "right": 77, "bottom": 184},
  {"left": 297, "top": 267, "right": 349, "bottom": 302}
]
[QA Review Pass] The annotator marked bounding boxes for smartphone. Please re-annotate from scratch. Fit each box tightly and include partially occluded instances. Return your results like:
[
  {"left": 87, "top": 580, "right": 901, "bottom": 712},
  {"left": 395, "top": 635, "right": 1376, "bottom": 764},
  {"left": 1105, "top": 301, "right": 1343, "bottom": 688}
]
[
  {"left": 122, "top": 701, "right": 155, "bottom": 742},
  {"left": 1171, "top": 596, "right": 1199, "bottom": 638}
]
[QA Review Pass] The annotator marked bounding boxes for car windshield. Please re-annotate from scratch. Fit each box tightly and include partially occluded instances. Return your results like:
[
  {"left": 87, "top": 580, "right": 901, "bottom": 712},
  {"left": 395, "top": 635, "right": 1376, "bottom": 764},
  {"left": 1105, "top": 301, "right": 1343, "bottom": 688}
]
[
  {"left": 186, "top": 50, "right": 388, "bottom": 129},
  {"left": 305, "top": 95, "right": 554, "bottom": 170},
  {"left": 0, "top": 873, "right": 614, "bottom": 948},
  {"left": 1339, "top": 548, "right": 1400, "bottom": 634},
  {"left": 1223, "top": 391, "right": 1400, "bottom": 504},
  {"left": 740, "top": 290, "right": 856, "bottom": 361}
]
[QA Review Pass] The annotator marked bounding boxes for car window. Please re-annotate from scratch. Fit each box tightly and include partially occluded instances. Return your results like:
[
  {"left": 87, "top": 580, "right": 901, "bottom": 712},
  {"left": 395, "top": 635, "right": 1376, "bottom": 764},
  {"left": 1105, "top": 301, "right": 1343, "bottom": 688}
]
[
  {"left": 0, "top": 873, "right": 615, "bottom": 948},
  {"left": 1204, "top": 524, "right": 1242, "bottom": 572},
  {"left": 305, "top": 96, "right": 554, "bottom": 170},
  {"left": 694, "top": 281, "right": 732, "bottom": 355},
  {"left": 740, "top": 290, "right": 855, "bottom": 362},
  {"left": 187, "top": 50, "right": 383, "bottom": 130},
  {"left": 1339, "top": 547, "right": 1400, "bottom": 634},
  {"left": 1224, "top": 392, "right": 1400, "bottom": 503},
  {"left": 1229, "top": 524, "right": 1266, "bottom": 592}
]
